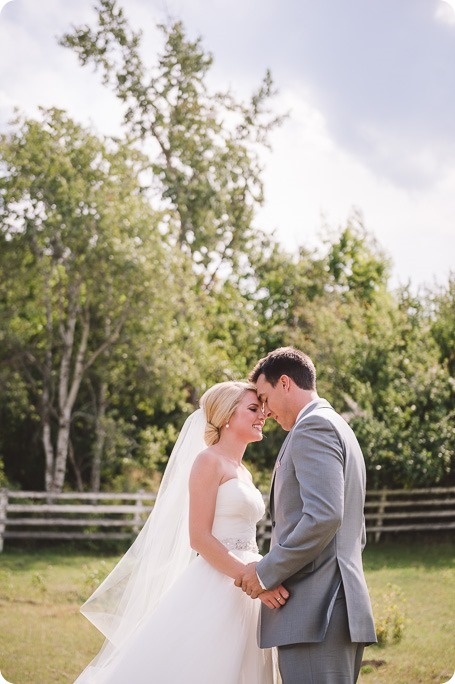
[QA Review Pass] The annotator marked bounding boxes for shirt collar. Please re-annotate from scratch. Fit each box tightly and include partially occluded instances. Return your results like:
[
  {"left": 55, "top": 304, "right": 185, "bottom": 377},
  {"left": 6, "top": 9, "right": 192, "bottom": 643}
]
[{"left": 295, "top": 398, "right": 320, "bottom": 425}]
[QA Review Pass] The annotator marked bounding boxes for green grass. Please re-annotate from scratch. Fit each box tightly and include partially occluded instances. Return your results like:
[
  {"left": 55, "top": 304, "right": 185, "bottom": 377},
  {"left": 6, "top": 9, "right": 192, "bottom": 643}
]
[
  {"left": 0, "top": 542, "right": 454, "bottom": 683},
  {"left": 358, "top": 543, "right": 455, "bottom": 684},
  {"left": 0, "top": 548, "right": 116, "bottom": 684}
]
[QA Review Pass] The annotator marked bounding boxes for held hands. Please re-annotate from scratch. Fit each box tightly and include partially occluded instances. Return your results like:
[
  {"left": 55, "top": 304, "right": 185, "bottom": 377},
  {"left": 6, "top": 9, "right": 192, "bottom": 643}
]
[
  {"left": 234, "top": 562, "right": 262, "bottom": 597},
  {"left": 258, "top": 587, "right": 290, "bottom": 610},
  {"left": 234, "top": 562, "right": 289, "bottom": 608}
]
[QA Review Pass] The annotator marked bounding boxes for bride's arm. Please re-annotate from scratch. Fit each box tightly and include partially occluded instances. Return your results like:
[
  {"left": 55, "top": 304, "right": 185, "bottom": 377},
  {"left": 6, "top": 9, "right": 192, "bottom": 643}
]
[
  {"left": 189, "top": 451, "right": 289, "bottom": 609},
  {"left": 189, "top": 451, "right": 248, "bottom": 579}
]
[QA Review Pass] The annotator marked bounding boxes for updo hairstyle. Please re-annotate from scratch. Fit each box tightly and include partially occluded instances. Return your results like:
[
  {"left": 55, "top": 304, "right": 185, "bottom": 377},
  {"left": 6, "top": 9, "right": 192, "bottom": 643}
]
[{"left": 200, "top": 381, "right": 257, "bottom": 446}]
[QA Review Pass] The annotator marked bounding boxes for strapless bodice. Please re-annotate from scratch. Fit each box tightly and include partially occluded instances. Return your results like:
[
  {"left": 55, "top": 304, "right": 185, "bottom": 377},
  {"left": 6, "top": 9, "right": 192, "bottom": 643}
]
[{"left": 211, "top": 478, "right": 265, "bottom": 551}]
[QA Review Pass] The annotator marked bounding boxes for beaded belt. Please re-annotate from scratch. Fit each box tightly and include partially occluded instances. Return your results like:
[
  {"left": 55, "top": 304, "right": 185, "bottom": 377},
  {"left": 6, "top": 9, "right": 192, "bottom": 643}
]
[{"left": 221, "top": 537, "right": 258, "bottom": 553}]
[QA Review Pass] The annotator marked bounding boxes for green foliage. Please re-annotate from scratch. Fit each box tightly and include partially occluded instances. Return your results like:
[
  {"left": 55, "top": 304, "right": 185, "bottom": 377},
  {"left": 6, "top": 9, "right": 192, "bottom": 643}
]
[
  {"left": 0, "top": 460, "right": 8, "bottom": 488},
  {"left": 0, "top": 108, "right": 207, "bottom": 492},
  {"left": 429, "top": 275, "right": 455, "bottom": 377},
  {"left": 373, "top": 583, "right": 407, "bottom": 646},
  {"left": 325, "top": 212, "right": 391, "bottom": 303},
  {"left": 350, "top": 288, "right": 454, "bottom": 488},
  {"left": 0, "top": 5, "right": 453, "bottom": 494}
]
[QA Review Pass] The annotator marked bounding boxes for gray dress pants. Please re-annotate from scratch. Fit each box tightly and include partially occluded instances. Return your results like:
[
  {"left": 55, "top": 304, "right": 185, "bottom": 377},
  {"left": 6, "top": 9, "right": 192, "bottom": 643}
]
[{"left": 277, "top": 586, "right": 365, "bottom": 684}]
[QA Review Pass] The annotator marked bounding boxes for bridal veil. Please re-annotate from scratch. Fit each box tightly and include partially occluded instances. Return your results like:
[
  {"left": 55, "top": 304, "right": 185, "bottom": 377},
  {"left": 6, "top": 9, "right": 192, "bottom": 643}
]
[{"left": 79, "top": 408, "right": 207, "bottom": 668}]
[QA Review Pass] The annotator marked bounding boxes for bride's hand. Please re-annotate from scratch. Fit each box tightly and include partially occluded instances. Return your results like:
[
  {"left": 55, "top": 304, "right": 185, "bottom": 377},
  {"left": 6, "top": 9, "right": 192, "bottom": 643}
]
[{"left": 258, "top": 585, "right": 289, "bottom": 609}]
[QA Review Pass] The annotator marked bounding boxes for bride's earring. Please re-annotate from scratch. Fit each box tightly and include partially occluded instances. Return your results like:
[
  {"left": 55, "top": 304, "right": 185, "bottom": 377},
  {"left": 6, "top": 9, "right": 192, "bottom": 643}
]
[{"left": 225, "top": 423, "right": 229, "bottom": 428}]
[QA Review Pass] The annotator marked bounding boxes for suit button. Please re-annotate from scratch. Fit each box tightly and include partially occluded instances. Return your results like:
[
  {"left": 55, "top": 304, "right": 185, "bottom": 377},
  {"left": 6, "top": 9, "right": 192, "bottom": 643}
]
[{"left": 272, "top": 521, "right": 276, "bottom": 528}]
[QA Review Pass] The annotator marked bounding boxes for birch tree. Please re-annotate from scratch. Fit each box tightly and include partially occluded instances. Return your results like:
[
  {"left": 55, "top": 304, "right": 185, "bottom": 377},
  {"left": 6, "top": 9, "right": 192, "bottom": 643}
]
[{"left": 0, "top": 108, "right": 172, "bottom": 492}]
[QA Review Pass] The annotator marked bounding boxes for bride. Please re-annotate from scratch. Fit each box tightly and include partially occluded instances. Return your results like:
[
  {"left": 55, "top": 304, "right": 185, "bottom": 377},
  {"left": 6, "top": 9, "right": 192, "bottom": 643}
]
[{"left": 74, "top": 381, "right": 288, "bottom": 683}]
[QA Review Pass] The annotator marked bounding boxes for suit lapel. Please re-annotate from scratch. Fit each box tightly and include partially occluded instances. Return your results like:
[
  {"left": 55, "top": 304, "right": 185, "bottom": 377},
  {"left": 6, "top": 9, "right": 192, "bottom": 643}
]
[
  {"left": 268, "top": 430, "right": 293, "bottom": 517},
  {"left": 275, "top": 430, "right": 292, "bottom": 468}
]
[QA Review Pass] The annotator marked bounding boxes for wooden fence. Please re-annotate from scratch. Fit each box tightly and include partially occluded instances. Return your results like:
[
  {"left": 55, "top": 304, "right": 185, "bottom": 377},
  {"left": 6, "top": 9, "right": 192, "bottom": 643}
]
[
  {"left": 1, "top": 486, "right": 454, "bottom": 552},
  {"left": 0, "top": 490, "right": 156, "bottom": 552},
  {"left": 364, "top": 486, "right": 455, "bottom": 542}
]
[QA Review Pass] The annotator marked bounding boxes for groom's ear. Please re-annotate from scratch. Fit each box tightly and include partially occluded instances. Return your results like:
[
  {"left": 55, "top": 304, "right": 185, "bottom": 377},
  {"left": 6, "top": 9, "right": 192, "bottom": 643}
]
[{"left": 279, "top": 375, "right": 291, "bottom": 391}]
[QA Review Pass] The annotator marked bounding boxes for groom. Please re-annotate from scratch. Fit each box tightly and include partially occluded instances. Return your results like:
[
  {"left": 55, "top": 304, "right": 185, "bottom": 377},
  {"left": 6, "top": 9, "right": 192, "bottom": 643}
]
[{"left": 235, "top": 347, "right": 376, "bottom": 683}]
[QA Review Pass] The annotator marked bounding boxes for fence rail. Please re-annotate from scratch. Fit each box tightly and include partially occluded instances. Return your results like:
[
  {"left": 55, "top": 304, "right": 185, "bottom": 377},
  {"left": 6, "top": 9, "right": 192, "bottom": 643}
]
[
  {"left": 0, "top": 489, "right": 156, "bottom": 551},
  {"left": 363, "top": 486, "right": 455, "bottom": 542},
  {"left": 1, "top": 486, "right": 454, "bottom": 551}
]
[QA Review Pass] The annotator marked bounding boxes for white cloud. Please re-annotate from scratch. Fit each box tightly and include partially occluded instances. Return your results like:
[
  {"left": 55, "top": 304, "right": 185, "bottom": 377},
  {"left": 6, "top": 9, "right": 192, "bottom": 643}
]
[
  {"left": 438, "top": 0, "right": 455, "bottom": 21},
  {"left": 0, "top": 1, "right": 15, "bottom": 14}
]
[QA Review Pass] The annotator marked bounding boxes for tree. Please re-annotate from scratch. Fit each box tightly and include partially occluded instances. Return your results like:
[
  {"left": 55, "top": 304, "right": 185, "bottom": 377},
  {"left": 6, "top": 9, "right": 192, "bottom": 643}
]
[
  {"left": 245, "top": 219, "right": 454, "bottom": 489},
  {"left": 429, "top": 275, "right": 455, "bottom": 377},
  {"left": 0, "top": 108, "right": 177, "bottom": 492},
  {"left": 60, "top": 0, "right": 284, "bottom": 286},
  {"left": 349, "top": 286, "right": 454, "bottom": 488},
  {"left": 324, "top": 211, "right": 391, "bottom": 304}
]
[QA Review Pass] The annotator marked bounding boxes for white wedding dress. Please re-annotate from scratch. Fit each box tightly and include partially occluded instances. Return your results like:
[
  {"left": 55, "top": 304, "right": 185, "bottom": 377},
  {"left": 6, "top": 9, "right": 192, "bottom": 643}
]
[{"left": 76, "top": 477, "right": 275, "bottom": 683}]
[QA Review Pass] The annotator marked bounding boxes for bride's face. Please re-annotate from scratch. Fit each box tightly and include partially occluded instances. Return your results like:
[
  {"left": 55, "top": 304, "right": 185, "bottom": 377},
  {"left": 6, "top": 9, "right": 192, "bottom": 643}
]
[{"left": 228, "top": 391, "right": 265, "bottom": 443}]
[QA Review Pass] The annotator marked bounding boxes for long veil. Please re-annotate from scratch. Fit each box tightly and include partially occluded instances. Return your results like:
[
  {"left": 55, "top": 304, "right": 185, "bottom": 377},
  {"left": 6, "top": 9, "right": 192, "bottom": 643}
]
[{"left": 77, "top": 408, "right": 207, "bottom": 678}]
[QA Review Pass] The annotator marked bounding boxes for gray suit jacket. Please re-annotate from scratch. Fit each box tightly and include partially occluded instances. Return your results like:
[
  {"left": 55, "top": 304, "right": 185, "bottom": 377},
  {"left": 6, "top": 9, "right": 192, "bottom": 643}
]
[{"left": 257, "top": 399, "right": 376, "bottom": 647}]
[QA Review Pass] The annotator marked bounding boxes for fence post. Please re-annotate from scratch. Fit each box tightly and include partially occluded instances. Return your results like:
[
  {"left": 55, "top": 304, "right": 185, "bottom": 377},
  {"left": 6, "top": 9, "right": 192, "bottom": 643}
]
[
  {"left": 0, "top": 488, "right": 8, "bottom": 553},
  {"left": 133, "top": 490, "right": 145, "bottom": 534},
  {"left": 374, "top": 491, "right": 388, "bottom": 543}
]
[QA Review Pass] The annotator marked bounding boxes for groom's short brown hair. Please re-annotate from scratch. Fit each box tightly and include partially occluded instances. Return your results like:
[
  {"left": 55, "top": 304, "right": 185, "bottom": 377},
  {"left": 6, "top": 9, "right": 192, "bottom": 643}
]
[{"left": 249, "top": 346, "right": 316, "bottom": 390}]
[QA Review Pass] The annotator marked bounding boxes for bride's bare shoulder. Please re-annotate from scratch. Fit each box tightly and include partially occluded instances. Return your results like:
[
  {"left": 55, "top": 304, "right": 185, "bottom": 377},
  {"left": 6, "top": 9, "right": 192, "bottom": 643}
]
[{"left": 191, "top": 447, "right": 223, "bottom": 478}]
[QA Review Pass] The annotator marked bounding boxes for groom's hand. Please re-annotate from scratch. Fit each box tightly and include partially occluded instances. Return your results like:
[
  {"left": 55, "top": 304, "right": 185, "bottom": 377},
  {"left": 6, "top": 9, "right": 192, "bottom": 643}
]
[
  {"left": 259, "top": 586, "right": 290, "bottom": 609},
  {"left": 234, "top": 562, "right": 263, "bottom": 598}
]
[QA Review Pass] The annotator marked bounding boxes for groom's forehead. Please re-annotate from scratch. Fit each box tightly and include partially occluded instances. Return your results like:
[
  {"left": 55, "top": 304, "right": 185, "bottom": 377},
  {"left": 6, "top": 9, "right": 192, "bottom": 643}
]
[{"left": 255, "top": 377, "right": 269, "bottom": 401}]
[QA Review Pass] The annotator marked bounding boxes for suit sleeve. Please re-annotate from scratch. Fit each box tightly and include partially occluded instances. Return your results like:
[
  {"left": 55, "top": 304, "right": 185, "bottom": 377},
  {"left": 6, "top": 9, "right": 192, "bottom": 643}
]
[{"left": 256, "top": 415, "right": 345, "bottom": 589}]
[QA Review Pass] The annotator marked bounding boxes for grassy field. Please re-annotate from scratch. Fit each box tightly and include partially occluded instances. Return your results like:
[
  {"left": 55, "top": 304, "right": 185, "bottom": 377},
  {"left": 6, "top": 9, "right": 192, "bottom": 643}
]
[{"left": 0, "top": 542, "right": 453, "bottom": 683}]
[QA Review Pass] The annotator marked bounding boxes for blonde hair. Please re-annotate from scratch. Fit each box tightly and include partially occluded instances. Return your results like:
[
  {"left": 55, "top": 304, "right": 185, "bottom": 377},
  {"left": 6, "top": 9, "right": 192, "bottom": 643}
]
[{"left": 200, "top": 381, "right": 257, "bottom": 446}]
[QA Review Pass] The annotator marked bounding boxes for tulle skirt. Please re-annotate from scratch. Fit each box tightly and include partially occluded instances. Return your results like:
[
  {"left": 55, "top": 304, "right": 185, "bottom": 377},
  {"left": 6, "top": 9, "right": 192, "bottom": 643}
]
[{"left": 75, "top": 549, "right": 275, "bottom": 684}]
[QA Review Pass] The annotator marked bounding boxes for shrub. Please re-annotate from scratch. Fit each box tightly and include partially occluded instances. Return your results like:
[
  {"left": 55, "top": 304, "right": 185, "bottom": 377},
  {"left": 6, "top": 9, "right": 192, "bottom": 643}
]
[{"left": 373, "top": 583, "right": 407, "bottom": 646}]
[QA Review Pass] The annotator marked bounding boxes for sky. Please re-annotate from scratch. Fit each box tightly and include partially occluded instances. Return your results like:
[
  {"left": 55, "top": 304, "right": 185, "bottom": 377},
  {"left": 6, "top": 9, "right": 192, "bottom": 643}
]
[{"left": 0, "top": 0, "right": 454, "bottom": 290}]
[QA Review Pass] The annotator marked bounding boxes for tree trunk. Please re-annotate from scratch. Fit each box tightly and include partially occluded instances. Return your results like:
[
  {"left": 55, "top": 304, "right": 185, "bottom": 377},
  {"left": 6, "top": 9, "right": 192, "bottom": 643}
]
[
  {"left": 91, "top": 381, "right": 108, "bottom": 492},
  {"left": 50, "top": 311, "right": 90, "bottom": 493},
  {"left": 68, "top": 439, "right": 84, "bottom": 492},
  {"left": 42, "top": 290, "right": 55, "bottom": 491},
  {"left": 42, "top": 409, "right": 54, "bottom": 492},
  {"left": 42, "top": 287, "right": 127, "bottom": 492},
  {"left": 51, "top": 412, "right": 71, "bottom": 493}
]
